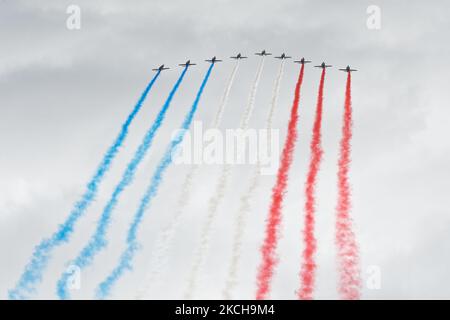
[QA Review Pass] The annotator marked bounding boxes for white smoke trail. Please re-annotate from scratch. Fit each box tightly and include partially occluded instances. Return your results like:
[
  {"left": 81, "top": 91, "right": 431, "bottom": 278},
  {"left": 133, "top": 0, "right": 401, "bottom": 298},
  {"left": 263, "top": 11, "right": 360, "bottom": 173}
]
[
  {"left": 266, "top": 60, "right": 285, "bottom": 130},
  {"left": 212, "top": 60, "right": 241, "bottom": 128},
  {"left": 135, "top": 164, "right": 199, "bottom": 299},
  {"left": 184, "top": 56, "right": 267, "bottom": 299},
  {"left": 240, "top": 57, "right": 266, "bottom": 130},
  {"left": 222, "top": 162, "right": 260, "bottom": 299},
  {"left": 136, "top": 60, "right": 240, "bottom": 299},
  {"left": 223, "top": 60, "right": 285, "bottom": 299},
  {"left": 185, "top": 163, "right": 232, "bottom": 299}
]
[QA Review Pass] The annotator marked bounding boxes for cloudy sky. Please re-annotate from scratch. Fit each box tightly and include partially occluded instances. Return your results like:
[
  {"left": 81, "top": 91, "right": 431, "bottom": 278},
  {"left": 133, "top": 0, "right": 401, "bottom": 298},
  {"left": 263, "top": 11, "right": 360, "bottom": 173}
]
[{"left": 1, "top": 0, "right": 449, "bottom": 299}]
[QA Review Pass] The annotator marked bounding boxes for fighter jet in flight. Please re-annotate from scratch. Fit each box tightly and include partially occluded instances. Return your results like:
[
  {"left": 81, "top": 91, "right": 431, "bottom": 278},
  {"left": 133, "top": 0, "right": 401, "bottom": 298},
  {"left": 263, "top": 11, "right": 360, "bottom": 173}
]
[
  {"left": 275, "top": 53, "right": 292, "bottom": 60},
  {"left": 152, "top": 65, "right": 170, "bottom": 72},
  {"left": 314, "top": 62, "right": 332, "bottom": 69},
  {"left": 230, "top": 53, "right": 248, "bottom": 59},
  {"left": 205, "top": 56, "right": 223, "bottom": 63},
  {"left": 179, "top": 60, "right": 196, "bottom": 67},
  {"left": 255, "top": 50, "right": 272, "bottom": 56},
  {"left": 294, "top": 58, "right": 312, "bottom": 65},
  {"left": 339, "top": 65, "right": 358, "bottom": 73}
]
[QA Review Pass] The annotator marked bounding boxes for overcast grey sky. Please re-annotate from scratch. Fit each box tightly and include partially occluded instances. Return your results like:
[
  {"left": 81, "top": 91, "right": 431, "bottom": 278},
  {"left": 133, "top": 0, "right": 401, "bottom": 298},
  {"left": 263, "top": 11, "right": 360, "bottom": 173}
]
[{"left": 1, "top": 0, "right": 450, "bottom": 299}]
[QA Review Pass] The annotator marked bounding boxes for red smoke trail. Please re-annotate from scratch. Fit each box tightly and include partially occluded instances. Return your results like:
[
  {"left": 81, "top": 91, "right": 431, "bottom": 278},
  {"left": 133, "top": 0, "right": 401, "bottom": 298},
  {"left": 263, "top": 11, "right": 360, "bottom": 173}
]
[
  {"left": 256, "top": 64, "right": 305, "bottom": 300},
  {"left": 335, "top": 72, "right": 361, "bottom": 299},
  {"left": 298, "top": 68, "right": 326, "bottom": 300}
]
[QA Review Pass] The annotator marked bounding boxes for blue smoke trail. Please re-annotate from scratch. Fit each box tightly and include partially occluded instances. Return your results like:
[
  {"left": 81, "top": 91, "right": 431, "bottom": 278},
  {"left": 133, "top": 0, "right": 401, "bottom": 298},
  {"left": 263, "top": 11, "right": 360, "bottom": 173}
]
[
  {"left": 56, "top": 67, "right": 189, "bottom": 299},
  {"left": 8, "top": 70, "right": 161, "bottom": 300},
  {"left": 96, "top": 63, "right": 214, "bottom": 299}
]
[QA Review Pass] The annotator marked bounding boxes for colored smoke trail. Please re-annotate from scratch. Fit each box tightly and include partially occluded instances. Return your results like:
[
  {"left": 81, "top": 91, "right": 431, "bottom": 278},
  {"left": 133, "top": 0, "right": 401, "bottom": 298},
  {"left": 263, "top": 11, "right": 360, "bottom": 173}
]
[
  {"left": 255, "top": 64, "right": 306, "bottom": 300},
  {"left": 223, "top": 60, "right": 287, "bottom": 299},
  {"left": 185, "top": 56, "right": 268, "bottom": 299},
  {"left": 8, "top": 70, "right": 161, "bottom": 300},
  {"left": 96, "top": 64, "right": 214, "bottom": 299},
  {"left": 335, "top": 72, "right": 361, "bottom": 300},
  {"left": 136, "top": 61, "right": 240, "bottom": 299},
  {"left": 56, "top": 67, "right": 188, "bottom": 299},
  {"left": 298, "top": 68, "right": 326, "bottom": 300}
]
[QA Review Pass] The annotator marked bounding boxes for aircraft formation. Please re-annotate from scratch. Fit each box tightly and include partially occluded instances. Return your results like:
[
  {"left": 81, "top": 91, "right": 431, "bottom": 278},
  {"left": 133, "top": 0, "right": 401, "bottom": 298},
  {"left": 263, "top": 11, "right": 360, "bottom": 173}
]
[
  {"left": 8, "top": 43, "right": 361, "bottom": 301},
  {"left": 152, "top": 50, "right": 357, "bottom": 73}
]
